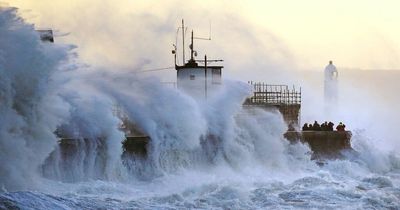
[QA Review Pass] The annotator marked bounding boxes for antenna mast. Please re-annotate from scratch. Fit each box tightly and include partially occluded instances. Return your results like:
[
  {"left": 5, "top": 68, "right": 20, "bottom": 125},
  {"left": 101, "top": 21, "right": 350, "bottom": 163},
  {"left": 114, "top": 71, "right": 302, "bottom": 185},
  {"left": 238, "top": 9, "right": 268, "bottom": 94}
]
[
  {"left": 182, "top": 19, "right": 185, "bottom": 65},
  {"left": 190, "top": 30, "right": 194, "bottom": 61}
]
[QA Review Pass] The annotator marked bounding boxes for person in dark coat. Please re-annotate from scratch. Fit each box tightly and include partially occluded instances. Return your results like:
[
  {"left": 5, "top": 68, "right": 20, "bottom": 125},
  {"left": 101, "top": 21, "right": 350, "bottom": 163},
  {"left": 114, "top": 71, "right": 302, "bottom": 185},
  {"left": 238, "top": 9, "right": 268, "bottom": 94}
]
[
  {"left": 312, "top": 121, "right": 321, "bottom": 131},
  {"left": 336, "top": 122, "right": 345, "bottom": 131},
  {"left": 328, "top": 122, "right": 334, "bottom": 131},
  {"left": 321, "top": 121, "right": 328, "bottom": 131},
  {"left": 302, "top": 123, "right": 308, "bottom": 131}
]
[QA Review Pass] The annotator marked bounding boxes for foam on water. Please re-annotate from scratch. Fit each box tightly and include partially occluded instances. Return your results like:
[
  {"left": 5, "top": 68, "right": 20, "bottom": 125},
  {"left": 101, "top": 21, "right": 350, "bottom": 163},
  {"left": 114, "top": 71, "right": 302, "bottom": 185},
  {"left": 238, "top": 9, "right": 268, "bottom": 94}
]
[{"left": 0, "top": 7, "right": 399, "bottom": 209}]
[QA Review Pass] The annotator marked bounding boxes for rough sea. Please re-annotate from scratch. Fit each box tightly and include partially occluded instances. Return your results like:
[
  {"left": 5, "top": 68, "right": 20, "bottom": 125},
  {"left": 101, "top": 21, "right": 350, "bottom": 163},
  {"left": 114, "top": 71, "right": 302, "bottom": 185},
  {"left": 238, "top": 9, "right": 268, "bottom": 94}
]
[{"left": 0, "top": 6, "right": 399, "bottom": 210}]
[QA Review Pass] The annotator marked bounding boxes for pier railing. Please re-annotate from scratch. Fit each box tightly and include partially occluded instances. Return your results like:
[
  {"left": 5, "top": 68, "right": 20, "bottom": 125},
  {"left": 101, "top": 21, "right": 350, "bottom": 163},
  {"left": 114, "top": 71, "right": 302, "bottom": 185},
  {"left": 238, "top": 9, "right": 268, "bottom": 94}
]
[
  {"left": 244, "top": 81, "right": 302, "bottom": 124},
  {"left": 245, "top": 81, "right": 301, "bottom": 105}
]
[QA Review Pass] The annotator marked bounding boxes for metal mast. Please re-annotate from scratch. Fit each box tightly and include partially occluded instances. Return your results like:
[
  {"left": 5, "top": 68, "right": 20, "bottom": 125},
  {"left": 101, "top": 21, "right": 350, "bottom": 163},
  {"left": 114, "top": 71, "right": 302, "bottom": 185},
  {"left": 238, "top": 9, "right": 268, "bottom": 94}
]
[
  {"left": 182, "top": 19, "right": 185, "bottom": 65},
  {"left": 190, "top": 30, "right": 194, "bottom": 61}
]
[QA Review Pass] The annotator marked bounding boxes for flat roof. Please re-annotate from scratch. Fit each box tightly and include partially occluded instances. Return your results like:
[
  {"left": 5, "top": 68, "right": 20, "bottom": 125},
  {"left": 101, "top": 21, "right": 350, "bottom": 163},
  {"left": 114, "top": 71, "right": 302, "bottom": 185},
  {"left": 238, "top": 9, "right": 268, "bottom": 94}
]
[{"left": 175, "top": 64, "right": 223, "bottom": 70}]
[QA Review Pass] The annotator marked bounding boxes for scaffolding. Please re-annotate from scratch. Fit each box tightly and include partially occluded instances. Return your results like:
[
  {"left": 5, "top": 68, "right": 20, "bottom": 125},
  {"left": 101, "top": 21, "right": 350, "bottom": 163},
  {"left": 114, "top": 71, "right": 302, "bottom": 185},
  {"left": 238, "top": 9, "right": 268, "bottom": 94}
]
[{"left": 244, "top": 81, "right": 302, "bottom": 125}]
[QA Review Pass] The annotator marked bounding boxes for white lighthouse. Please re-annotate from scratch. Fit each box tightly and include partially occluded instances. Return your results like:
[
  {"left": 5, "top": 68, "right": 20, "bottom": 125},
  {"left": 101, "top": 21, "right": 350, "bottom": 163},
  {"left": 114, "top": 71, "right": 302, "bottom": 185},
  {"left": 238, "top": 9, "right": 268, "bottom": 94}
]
[
  {"left": 173, "top": 20, "right": 223, "bottom": 99},
  {"left": 324, "top": 60, "right": 338, "bottom": 115}
]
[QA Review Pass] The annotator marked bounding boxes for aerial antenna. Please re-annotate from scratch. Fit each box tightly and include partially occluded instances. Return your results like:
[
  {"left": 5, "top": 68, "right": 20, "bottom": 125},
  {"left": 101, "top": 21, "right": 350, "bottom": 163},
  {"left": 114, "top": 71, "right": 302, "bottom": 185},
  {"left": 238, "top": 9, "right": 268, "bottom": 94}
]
[
  {"left": 193, "top": 20, "right": 212, "bottom": 40},
  {"left": 190, "top": 21, "right": 213, "bottom": 61},
  {"left": 173, "top": 20, "right": 214, "bottom": 65},
  {"left": 209, "top": 20, "right": 211, "bottom": 40},
  {"left": 173, "top": 27, "right": 180, "bottom": 66},
  {"left": 182, "top": 19, "right": 185, "bottom": 65},
  {"left": 190, "top": 30, "right": 194, "bottom": 61},
  {"left": 172, "top": 19, "right": 188, "bottom": 65}
]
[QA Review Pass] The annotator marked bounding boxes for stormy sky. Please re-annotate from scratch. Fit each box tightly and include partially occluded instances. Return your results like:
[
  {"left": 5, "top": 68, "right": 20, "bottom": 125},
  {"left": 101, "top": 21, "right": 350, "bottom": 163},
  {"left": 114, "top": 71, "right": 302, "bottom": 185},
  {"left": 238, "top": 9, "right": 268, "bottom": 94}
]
[{"left": 8, "top": 0, "right": 400, "bottom": 78}]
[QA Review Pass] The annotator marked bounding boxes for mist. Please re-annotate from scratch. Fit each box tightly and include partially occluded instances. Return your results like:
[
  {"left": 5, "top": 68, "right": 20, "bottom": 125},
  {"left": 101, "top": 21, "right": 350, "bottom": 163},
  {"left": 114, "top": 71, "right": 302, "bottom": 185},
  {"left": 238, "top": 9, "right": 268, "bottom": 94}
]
[
  {"left": 10, "top": 1, "right": 298, "bottom": 83},
  {"left": 299, "top": 69, "right": 400, "bottom": 151}
]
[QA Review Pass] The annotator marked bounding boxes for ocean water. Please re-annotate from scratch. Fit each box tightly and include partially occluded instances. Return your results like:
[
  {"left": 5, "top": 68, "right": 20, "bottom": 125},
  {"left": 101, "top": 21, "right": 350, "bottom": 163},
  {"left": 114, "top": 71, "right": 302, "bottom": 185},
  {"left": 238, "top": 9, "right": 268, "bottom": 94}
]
[{"left": 0, "top": 7, "right": 400, "bottom": 210}]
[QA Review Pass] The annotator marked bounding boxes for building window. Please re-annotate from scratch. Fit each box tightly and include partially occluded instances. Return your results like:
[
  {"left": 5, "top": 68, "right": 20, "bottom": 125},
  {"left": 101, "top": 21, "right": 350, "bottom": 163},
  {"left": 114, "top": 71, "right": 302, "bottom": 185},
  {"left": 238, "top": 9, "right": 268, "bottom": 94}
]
[{"left": 190, "top": 75, "right": 195, "bottom": 80}]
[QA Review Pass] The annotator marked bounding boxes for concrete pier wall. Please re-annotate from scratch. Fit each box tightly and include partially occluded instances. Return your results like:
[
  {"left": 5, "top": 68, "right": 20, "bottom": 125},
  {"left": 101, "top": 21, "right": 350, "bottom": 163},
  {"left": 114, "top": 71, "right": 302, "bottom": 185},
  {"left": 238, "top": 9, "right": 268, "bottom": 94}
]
[{"left": 284, "top": 131, "right": 352, "bottom": 159}]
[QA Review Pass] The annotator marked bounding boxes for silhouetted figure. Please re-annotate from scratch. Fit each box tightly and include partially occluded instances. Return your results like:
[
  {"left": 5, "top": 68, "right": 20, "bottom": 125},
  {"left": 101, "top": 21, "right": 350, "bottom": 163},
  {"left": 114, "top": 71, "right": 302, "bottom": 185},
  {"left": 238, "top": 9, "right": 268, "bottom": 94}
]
[
  {"left": 336, "top": 122, "right": 345, "bottom": 131},
  {"left": 321, "top": 121, "right": 328, "bottom": 131},
  {"left": 328, "top": 122, "right": 334, "bottom": 131},
  {"left": 312, "top": 121, "right": 321, "bottom": 131},
  {"left": 308, "top": 124, "right": 313, "bottom": 130},
  {"left": 302, "top": 123, "right": 308, "bottom": 131}
]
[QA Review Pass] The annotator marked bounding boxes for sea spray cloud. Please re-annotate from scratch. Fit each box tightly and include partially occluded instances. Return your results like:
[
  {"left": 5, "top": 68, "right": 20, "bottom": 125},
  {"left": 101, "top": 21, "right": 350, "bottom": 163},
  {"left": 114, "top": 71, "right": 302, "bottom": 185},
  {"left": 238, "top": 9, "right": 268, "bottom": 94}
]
[
  {"left": 206, "top": 82, "right": 296, "bottom": 171},
  {"left": 90, "top": 72, "right": 208, "bottom": 173},
  {"left": 0, "top": 9, "right": 296, "bottom": 186},
  {"left": 63, "top": 70, "right": 299, "bottom": 177},
  {"left": 201, "top": 81, "right": 253, "bottom": 165},
  {"left": 0, "top": 7, "right": 362, "bottom": 193},
  {"left": 0, "top": 7, "right": 70, "bottom": 190},
  {"left": 0, "top": 6, "right": 128, "bottom": 188}
]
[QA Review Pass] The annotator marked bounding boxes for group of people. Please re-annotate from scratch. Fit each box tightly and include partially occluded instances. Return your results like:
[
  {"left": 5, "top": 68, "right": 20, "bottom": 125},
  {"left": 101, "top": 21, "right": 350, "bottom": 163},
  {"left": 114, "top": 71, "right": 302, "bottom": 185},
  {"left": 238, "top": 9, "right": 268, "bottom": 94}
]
[{"left": 302, "top": 121, "right": 346, "bottom": 131}]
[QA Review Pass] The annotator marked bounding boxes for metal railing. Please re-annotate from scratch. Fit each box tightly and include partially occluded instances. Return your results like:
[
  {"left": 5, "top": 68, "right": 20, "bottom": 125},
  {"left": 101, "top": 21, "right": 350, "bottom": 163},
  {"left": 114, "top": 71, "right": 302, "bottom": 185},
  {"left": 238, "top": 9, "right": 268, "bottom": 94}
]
[{"left": 246, "top": 81, "right": 301, "bottom": 105}]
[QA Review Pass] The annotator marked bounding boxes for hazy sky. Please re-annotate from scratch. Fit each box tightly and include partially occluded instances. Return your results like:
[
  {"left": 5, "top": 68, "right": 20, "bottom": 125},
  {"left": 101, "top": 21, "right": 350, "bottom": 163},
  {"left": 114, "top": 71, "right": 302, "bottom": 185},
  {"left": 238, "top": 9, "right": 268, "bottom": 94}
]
[{"left": 7, "top": 0, "right": 400, "bottom": 76}]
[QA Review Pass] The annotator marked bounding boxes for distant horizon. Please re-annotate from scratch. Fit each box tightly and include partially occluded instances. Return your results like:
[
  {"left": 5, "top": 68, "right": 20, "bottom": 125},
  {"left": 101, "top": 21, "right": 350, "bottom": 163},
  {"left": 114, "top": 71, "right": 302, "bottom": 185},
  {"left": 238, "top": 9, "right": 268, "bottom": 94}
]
[{"left": 301, "top": 67, "right": 400, "bottom": 72}]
